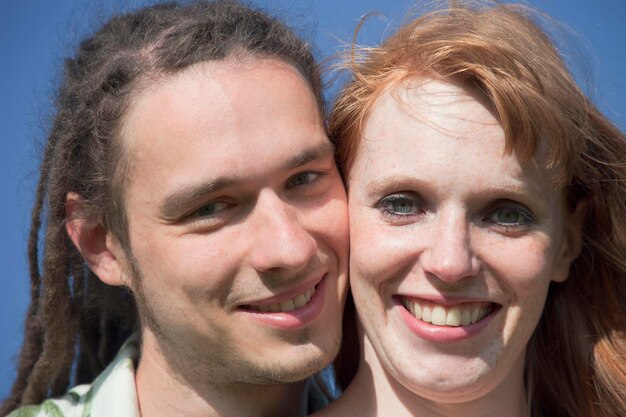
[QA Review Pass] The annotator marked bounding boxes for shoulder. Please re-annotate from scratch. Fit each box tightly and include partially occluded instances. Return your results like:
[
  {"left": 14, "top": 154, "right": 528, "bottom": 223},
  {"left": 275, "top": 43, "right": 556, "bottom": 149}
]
[
  {"left": 7, "top": 335, "right": 141, "bottom": 417},
  {"left": 6, "top": 385, "right": 90, "bottom": 417}
]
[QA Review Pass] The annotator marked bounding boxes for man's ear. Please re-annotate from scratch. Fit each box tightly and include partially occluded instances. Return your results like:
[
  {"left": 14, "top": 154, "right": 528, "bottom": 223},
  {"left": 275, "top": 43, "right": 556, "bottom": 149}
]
[
  {"left": 65, "top": 192, "right": 127, "bottom": 286},
  {"left": 553, "top": 199, "right": 587, "bottom": 283}
]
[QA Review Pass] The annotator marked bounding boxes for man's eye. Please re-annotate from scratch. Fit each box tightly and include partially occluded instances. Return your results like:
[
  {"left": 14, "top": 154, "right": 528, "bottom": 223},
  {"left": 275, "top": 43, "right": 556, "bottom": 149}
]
[
  {"left": 287, "top": 172, "right": 319, "bottom": 189},
  {"left": 377, "top": 193, "right": 423, "bottom": 218},
  {"left": 485, "top": 205, "right": 536, "bottom": 227},
  {"left": 191, "top": 201, "right": 231, "bottom": 218}
]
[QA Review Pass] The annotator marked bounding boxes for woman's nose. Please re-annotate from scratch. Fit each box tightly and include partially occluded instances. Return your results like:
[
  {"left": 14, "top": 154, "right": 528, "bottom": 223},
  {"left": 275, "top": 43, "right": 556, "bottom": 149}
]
[{"left": 420, "top": 212, "right": 479, "bottom": 283}]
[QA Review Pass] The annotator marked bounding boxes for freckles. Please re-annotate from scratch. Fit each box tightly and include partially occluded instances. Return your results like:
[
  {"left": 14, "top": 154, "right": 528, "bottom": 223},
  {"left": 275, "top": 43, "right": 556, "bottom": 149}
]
[
  {"left": 350, "top": 227, "right": 386, "bottom": 274},
  {"left": 486, "top": 235, "right": 553, "bottom": 280},
  {"left": 350, "top": 264, "right": 384, "bottom": 296},
  {"left": 500, "top": 294, "right": 546, "bottom": 365},
  {"left": 350, "top": 228, "right": 378, "bottom": 254}
]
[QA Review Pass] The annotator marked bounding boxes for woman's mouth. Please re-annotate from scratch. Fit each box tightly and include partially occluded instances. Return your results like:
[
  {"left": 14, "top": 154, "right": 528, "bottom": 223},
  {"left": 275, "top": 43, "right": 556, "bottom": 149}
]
[{"left": 400, "top": 297, "right": 498, "bottom": 327}]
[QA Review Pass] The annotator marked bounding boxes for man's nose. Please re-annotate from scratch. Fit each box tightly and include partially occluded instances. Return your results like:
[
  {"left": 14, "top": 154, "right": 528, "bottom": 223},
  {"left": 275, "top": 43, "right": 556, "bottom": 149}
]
[
  {"left": 248, "top": 190, "right": 317, "bottom": 273},
  {"left": 420, "top": 211, "right": 479, "bottom": 283}
]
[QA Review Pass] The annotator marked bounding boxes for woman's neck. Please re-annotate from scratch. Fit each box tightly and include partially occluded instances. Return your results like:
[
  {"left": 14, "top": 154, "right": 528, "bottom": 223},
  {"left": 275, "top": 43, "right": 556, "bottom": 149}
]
[{"left": 319, "top": 337, "right": 530, "bottom": 417}]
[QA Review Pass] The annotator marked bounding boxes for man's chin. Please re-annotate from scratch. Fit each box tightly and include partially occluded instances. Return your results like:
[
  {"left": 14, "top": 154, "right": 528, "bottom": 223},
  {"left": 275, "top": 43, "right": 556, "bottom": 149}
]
[{"left": 230, "top": 342, "right": 336, "bottom": 385}]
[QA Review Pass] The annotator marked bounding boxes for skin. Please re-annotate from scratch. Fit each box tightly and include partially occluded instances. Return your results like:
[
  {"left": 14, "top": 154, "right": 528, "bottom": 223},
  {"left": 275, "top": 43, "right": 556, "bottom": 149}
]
[
  {"left": 315, "top": 77, "right": 582, "bottom": 417},
  {"left": 67, "top": 58, "right": 349, "bottom": 417}
]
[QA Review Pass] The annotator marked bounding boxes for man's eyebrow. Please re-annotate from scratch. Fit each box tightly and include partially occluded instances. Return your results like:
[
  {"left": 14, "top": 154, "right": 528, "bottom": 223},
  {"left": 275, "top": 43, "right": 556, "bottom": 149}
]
[
  {"left": 285, "top": 140, "right": 335, "bottom": 170},
  {"left": 159, "top": 177, "right": 240, "bottom": 218},
  {"left": 159, "top": 140, "right": 335, "bottom": 218}
]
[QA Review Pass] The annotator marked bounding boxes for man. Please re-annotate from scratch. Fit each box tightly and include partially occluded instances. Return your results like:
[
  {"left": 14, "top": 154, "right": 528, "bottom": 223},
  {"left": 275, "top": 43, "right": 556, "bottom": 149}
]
[{"left": 3, "top": 1, "right": 348, "bottom": 416}]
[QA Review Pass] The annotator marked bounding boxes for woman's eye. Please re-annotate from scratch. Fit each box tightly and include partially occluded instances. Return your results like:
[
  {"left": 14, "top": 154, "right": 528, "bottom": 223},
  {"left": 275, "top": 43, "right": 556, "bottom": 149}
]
[
  {"left": 485, "top": 205, "right": 536, "bottom": 227},
  {"left": 287, "top": 172, "right": 319, "bottom": 189},
  {"left": 378, "top": 193, "right": 423, "bottom": 218}
]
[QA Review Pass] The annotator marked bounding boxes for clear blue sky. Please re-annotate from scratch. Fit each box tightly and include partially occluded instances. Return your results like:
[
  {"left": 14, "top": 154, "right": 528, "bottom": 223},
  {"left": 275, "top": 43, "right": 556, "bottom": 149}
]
[{"left": 1, "top": 0, "right": 624, "bottom": 400}]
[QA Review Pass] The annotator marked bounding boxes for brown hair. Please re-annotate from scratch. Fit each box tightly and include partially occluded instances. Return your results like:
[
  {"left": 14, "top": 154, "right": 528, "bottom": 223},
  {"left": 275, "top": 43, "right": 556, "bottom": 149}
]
[
  {"left": 2, "top": 1, "right": 325, "bottom": 414},
  {"left": 331, "top": 3, "right": 626, "bottom": 416}
]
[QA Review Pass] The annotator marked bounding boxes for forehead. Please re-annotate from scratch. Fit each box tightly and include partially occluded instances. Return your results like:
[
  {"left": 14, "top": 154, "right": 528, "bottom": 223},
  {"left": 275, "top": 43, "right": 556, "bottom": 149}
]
[
  {"left": 118, "top": 57, "right": 326, "bottom": 197},
  {"left": 352, "top": 78, "right": 556, "bottom": 197}
]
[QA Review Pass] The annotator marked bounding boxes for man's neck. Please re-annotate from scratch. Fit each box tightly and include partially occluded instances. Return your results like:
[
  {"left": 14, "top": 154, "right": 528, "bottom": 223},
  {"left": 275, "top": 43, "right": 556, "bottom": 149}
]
[{"left": 135, "top": 332, "right": 309, "bottom": 417}]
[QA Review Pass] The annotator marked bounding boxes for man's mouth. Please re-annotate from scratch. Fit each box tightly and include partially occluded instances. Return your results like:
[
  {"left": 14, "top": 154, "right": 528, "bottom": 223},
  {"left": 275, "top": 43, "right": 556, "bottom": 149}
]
[
  {"left": 400, "top": 297, "right": 497, "bottom": 327},
  {"left": 242, "top": 286, "right": 317, "bottom": 313}
]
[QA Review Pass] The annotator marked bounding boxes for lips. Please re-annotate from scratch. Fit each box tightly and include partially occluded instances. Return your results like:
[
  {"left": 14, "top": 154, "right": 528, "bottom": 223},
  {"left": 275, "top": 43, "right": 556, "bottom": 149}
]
[
  {"left": 400, "top": 297, "right": 497, "bottom": 327},
  {"left": 236, "top": 275, "right": 328, "bottom": 330}
]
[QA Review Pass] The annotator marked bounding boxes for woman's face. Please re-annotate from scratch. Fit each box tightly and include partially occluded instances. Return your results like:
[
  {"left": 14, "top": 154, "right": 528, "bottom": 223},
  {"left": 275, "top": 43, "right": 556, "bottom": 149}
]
[{"left": 348, "top": 78, "right": 581, "bottom": 403}]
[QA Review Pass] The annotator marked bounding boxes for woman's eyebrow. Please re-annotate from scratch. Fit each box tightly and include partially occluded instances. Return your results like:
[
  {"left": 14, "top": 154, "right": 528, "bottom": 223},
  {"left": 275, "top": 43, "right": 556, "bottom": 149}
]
[{"left": 361, "top": 176, "right": 550, "bottom": 205}]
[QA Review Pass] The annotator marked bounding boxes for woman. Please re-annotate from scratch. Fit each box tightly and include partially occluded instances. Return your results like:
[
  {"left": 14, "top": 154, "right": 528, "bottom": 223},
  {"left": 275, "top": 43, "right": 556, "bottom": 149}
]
[{"left": 320, "top": 2, "right": 626, "bottom": 416}]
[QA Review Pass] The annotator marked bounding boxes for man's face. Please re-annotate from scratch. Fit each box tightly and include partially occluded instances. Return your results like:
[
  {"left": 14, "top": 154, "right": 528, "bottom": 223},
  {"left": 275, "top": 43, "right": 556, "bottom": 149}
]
[{"left": 117, "top": 58, "right": 349, "bottom": 386}]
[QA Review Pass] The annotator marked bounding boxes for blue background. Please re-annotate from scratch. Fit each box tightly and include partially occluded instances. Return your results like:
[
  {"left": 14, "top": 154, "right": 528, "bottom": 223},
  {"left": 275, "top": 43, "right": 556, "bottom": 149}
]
[{"left": 1, "top": 0, "right": 624, "bottom": 401}]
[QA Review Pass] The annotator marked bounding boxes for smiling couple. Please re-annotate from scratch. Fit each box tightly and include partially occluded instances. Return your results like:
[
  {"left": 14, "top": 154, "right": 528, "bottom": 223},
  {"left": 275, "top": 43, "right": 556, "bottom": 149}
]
[{"left": 4, "top": 1, "right": 625, "bottom": 417}]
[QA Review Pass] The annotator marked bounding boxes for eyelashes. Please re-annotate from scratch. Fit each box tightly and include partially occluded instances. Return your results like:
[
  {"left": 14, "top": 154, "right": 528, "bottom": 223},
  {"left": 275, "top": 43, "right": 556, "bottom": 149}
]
[
  {"left": 183, "top": 170, "right": 327, "bottom": 230},
  {"left": 484, "top": 205, "right": 536, "bottom": 226},
  {"left": 286, "top": 172, "right": 321, "bottom": 189},
  {"left": 375, "top": 192, "right": 538, "bottom": 232},
  {"left": 377, "top": 193, "right": 424, "bottom": 221},
  {"left": 186, "top": 200, "right": 235, "bottom": 228}
]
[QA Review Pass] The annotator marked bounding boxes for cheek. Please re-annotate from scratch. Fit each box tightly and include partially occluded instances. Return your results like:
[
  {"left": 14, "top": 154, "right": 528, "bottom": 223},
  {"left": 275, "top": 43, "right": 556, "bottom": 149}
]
[
  {"left": 481, "top": 232, "right": 561, "bottom": 290},
  {"left": 297, "top": 180, "right": 349, "bottom": 256},
  {"left": 348, "top": 209, "right": 390, "bottom": 308},
  {"left": 130, "top": 227, "right": 240, "bottom": 300},
  {"left": 319, "top": 196, "right": 350, "bottom": 252},
  {"left": 482, "top": 235, "right": 556, "bottom": 343},
  {"left": 349, "top": 210, "right": 388, "bottom": 288},
  {"left": 350, "top": 222, "right": 422, "bottom": 297}
]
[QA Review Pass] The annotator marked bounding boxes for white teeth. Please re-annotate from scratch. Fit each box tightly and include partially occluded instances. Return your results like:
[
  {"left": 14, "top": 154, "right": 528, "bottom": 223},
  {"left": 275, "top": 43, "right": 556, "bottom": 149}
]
[
  {"left": 461, "top": 309, "right": 471, "bottom": 326},
  {"left": 293, "top": 294, "right": 307, "bottom": 308},
  {"left": 413, "top": 302, "right": 422, "bottom": 320},
  {"left": 248, "top": 286, "right": 316, "bottom": 313},
  {"left": 432, "top": 306, "right": 447, "bottom": 325},
  {"left": 402, "top": 298, "right": 494, "bottom": 327},
  {"left": 446, "top": 307, "right": 462, "bottom": 326},
  {"left": 422, "top": 306, "right": 432, "bottom": 322}
]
